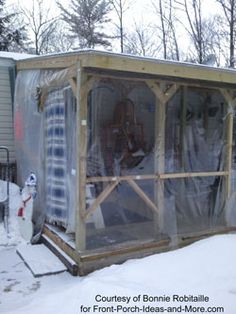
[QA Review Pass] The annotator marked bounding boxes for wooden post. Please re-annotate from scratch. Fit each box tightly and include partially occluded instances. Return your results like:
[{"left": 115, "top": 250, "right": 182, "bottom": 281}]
[
  {"left": 226, "top": 110, "right": 233, "bottom": 198},
  {"left": 76, "top": 64, "right": 89, "bottom": 252},
  {"left": 155, "top": 91, "right": 165, "bottom": 235},
  {"left": 180, "top": 86, "right": 187, "bottom": 171},
  {"left": 219, "top": 89, "right": 235, "bottom": 199},
  {"left": 146, "top": 81, "right": 179, "bottom": 236},
  {"left": 69, "top": 78, "right": 77, "bottom": 97}
]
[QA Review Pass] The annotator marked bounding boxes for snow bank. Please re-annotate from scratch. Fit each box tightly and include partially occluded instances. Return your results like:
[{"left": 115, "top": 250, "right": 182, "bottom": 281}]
[
  {"left": 0, "top": 180, "right": 25, "bottom": 248},
  {"left": 1, "top": 178, "right": 235, "bottom": 313},
  {"left": 1, "top": 234, "right": 236, "bottom": 314}
]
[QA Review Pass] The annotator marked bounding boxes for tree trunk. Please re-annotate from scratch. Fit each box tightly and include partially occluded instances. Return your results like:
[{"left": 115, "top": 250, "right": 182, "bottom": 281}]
[{"left": 230, "top": 0, "right": 235, "bottom": 67}]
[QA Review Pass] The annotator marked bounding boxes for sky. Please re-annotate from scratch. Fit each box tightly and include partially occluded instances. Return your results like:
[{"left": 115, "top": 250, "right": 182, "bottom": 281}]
[
  {"left": 4, "top": 0, "right": 222, "bottom": 58},
  {"left": 5, "top": 0, "right": 220, "bottom": 35}
]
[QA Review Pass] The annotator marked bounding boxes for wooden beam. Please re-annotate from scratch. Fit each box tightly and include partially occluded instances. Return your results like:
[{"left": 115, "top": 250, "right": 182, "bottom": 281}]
[
  {"left": 76, "top": 64, "right": 89, "bottom": 252},
  {"left": 164, "top": 83, "right": 180, "bottom": 103},
  {"left": 155, "top": 95, "right": 165, "bottom": 235},
  {"left": 17, "top": 54, "right": 79, "bottom": 70},
  {"left": 16, "top": 51, "right": 236, "bottom": 88},
  {"left": 80, "top": 53, "right": 236, "bottom": 86},
  {"left": 42, "top": 225, "right": 80, "bottom": 265},
  {"left": 220, "top": 88, "right": 236, "bottom": 107},
  {"left": 220, "top": 88, "right": 235, "bottom": 199},
  {"left": 180, "top": 86, "right": 187, "bottom": 170},
  {"left": 146, "top": 81, "right": 166, "bottom": 103},
  {"left": 145, "top": 81, "right": 168, "bottom": 236},
  {"left": 127, "top": 179, "right": 159, "bottom": 215},
  {"left": 67, "top": 65, "right": 77, "bottom": 78},
  {"left": 226, "top": 111, "right": 234, "bottom": 198},
  {"left": 146, "top": 81, "right": 179, "bottom": 104},
  {"left": 88, "top": 72, "right": 232, "bottom": 91},
  {"left": 87, "top": 175, "right": 155, "bottom": 182},
  {"left": 83, "top": 181, "right": 119, "bottom": 220},
  {"left": 144, "top": 81, "right": 179, "bottom": 236},
  {"left": 86, "top": 171, "right": 228, "bottom": 183},
  {"left": 69, "top": 78, "right": 77, "bottom": 97},
  {"left": 159, "top": 171, "right": 228, "bottom": 179}
]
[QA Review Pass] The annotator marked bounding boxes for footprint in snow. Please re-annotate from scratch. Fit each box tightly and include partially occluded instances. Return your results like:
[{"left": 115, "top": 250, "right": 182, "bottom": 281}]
[
  {"left": 3, "top": 280, "right": 20, "bottom": 293},
  {"left": 22, "top": 281, "right": 41, "bottom": 296}
]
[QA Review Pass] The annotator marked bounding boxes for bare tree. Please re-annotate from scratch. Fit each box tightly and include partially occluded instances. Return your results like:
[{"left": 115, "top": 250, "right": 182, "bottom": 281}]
[
  {"left": 110, "top": 0, "right": 133, "bottom": 53},
  {"left": 46, "top": 20, "right": 75, "bottom": 53},
  {"left": 216, "top": 0, "right": 236, "bottom": 67},
  {"left": 176, "top": 0, "right": 205, "bottom": 63},
  {"left": 175, "top": 0, "right": 221, "bottom": 64},
  {"left": 125, "top": 20, "right": 160, "bottom": 57},
  {"left": 20, "top": 0, "right": 58, "bottom": 55},
  {"left": 152, "top": 0, "right": 180, "bottom": 60},
  {"left": 57, "top": 0, "right": 111, "bottom": 49}
]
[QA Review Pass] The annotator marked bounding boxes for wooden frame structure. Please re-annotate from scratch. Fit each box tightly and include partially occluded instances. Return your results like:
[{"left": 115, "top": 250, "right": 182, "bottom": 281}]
[{"left": 17, "top": 50, "right": 236, "bottom": 275}]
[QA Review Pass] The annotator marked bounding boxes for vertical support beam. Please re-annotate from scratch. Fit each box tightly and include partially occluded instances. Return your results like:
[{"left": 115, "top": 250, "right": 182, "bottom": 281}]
[
  {"left": 76, "top": 64, "right": 88, "bottom": 252},
  {"left": 219, "top": 89, "right": 235, "bottom": 200},
  {"left": 155, "top": 95, "right": 166, "bottom": 235},
  {"left": 145, "top": 81, "right": 179, "bottom": 237},
  {"left": 226, "top": 109, "right": 233, "bottom": 198},
  {"left": 180, "top": 86, "right": 187, "bottom": 171}
]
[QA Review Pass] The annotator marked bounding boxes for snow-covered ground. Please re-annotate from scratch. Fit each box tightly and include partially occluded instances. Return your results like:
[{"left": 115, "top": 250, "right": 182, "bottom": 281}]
[
  {"left": 0, "top": 180, "right": 25, "bottom": 248},
  {"left": 1, "top": 181, "right": 236, "bottom": 314}
]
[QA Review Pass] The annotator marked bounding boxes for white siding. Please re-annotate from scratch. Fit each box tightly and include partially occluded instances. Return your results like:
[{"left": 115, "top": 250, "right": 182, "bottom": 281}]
[{"left": 0, "top": 66, "right": 15, "bottom": 162}]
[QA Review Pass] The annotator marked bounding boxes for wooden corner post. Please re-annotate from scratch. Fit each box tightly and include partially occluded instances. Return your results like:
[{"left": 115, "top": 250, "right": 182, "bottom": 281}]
[
  {"left": 220, "top": 89, "right": 235, "bottom": 199},
  {"left": 76, "top": 63, "right": 89, "bottom": 252},
  {"left": 226, "top": 107, "right": 234, "bottom": 199}
]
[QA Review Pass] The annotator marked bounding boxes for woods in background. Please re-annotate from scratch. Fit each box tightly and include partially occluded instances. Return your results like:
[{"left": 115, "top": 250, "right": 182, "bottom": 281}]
[{"left": 1, "top": 0, "right": 236, "bottom": 68}]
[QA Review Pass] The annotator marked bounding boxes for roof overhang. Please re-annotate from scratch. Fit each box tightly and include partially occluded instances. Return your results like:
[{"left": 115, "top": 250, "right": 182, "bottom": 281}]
[{"left": 16, "top": 50, "right": 236, "bottom": 87}]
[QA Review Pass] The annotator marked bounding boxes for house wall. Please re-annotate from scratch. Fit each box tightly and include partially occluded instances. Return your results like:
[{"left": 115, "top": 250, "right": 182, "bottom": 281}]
[{"left": 0, "top": 59, "right": 15, "bottom": 163}]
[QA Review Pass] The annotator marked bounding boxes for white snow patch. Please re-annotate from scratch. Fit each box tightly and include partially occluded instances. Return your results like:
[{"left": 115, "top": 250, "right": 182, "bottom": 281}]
[
  {"left": 1, "top": 180, "right": 236, "bottom": 313},
  {"left": 0, "top": 234, "right": 236, "bottom": 313},
  {"left": 0, "top": 180, "right": 25, "bottom": 249},
  {"left": 0, "top": 51, "right": 36, "bottom": 60}
]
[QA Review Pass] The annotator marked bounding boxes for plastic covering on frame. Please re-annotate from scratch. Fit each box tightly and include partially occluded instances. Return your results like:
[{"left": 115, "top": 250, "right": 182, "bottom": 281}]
[
  {"left": 14, "top": 69, "right": 77, "bottom": 234},
  {"left": 14, "top": 67, "right": 236, "bottom": 251},
  {"left": 84, "top": 77, "right": 234, "bottom": 250}
]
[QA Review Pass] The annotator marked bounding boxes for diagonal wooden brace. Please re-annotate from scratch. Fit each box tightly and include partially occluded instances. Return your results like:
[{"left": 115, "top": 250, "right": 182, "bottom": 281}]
[
  {"left": 83, "top": 181, "right": 119, "bottom": 220},
  {"left": 127, "top": 179, "right": 159, "bottom": 215}
]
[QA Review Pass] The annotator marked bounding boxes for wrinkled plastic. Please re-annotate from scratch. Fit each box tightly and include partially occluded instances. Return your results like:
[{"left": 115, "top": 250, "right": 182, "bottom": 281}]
[
  {"left": 14, "top": 69, "right": 76, "bottom": 234},
  {"left": 85, "top": 80, "right": 229, "bottom": 249},
  {"left": 14, "top": 68, "right": 236, "bottom": 251}
]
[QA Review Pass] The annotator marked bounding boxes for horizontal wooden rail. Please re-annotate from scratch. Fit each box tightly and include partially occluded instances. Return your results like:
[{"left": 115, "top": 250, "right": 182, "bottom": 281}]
[{"left": 86, "top": 171, "right": 229, "bottom": 183}]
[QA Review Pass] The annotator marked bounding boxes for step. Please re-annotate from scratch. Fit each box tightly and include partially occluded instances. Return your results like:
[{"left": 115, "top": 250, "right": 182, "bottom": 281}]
[{"left": 41, "top": 234, "right": 78, "bottom": 276}]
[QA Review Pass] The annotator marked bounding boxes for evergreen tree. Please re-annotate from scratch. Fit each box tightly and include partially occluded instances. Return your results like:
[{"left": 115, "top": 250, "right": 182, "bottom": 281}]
[
  {"left": 58, "top": 0, "right": 111, "bottom": 48},
  {"left": 0, "top": 0, "right": 25, "bottom": 51}
]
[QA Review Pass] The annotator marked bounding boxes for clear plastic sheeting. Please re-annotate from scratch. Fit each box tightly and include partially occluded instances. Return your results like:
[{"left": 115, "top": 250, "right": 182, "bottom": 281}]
[
  {"left": 87, "top": 78, "right": 155, "bottom": 177},
  {"left": 14, "top": 69, "right": 76, "bottom": 234},
  {"left": 165, "top": 87, "right": 226, "bottom": 173},
  {"left": 85, "top": 79, "right": 230, "bottom": 250},
  {"left": 14, "top": 67, "right": 236, "bottom": 252}
]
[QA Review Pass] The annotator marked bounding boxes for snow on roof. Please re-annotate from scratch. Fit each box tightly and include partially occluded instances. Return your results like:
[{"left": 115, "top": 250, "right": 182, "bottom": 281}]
[{"left": 0, "top": 51, "right": 36, "bottom": 61}]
